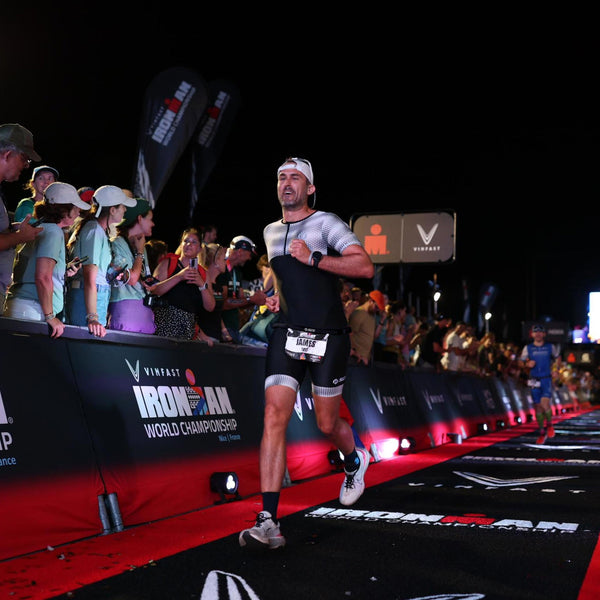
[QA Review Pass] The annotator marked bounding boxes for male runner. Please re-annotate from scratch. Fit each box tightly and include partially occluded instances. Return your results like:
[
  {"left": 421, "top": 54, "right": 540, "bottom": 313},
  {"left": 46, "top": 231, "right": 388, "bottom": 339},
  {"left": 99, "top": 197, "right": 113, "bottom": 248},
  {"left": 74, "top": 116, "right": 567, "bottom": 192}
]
[
  {"left": 520, "top": 323, "right": 560, "bottom": 444},
  {"left": 239, "top": 157, "right": 374, "bottom": 549}
]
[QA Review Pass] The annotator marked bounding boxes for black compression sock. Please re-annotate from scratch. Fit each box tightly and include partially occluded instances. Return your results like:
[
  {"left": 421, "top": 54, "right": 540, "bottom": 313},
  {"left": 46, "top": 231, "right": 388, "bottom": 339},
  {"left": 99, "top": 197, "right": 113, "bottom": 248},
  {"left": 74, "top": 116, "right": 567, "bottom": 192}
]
[
  {"left": 343, "top": 448, "right": 359, "bottom": 472},
  {"left": 262, "top": 492, "right": 280, "bottom": 522}
]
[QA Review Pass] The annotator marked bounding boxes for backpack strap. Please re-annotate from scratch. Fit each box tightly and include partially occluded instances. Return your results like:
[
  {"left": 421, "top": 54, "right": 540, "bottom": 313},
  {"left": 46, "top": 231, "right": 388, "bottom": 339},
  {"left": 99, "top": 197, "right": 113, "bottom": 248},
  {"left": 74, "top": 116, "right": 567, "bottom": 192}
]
[{"left": 158, "top": 253, "right": 182, "bottom": 278}]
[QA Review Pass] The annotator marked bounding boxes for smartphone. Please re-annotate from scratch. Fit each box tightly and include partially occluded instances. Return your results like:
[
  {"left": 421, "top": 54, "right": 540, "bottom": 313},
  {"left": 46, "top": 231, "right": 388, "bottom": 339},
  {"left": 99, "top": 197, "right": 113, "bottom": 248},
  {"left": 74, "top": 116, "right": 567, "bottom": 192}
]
[
  {"left": 67, "top": 256, "right": 89, "bottom": 270},
  {"left": 142, "top": 275, "right": 160, "bottom": 286},
  {"left": 190, "top": 257, "right": 198, "bottom": 269}
]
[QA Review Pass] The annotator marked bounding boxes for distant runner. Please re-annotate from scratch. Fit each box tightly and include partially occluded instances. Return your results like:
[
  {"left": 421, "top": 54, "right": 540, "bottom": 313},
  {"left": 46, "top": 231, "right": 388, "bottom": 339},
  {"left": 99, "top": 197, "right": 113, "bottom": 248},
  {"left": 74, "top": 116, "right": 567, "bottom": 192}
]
[{"left": 520, "top": 324, "right": 561, "bottom": 444}]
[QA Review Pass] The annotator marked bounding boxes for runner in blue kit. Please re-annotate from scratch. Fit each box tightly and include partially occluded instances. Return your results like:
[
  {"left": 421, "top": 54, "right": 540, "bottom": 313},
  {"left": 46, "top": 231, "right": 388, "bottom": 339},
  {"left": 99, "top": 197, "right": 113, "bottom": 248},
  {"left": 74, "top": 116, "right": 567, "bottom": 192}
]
[
  {"left": 520, "top": 324, "right": 561, "bottom": 444},
  {"left": 239, "top": 157, "right": 374, "bottom": 550}
]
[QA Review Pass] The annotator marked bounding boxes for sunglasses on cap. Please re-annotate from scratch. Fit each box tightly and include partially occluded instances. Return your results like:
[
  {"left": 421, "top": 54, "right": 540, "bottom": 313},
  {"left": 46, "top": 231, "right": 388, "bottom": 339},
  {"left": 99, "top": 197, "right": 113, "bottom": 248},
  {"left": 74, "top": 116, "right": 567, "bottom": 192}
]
[{"left": 532, "top": 325, "right": 545, "bottom": 332}]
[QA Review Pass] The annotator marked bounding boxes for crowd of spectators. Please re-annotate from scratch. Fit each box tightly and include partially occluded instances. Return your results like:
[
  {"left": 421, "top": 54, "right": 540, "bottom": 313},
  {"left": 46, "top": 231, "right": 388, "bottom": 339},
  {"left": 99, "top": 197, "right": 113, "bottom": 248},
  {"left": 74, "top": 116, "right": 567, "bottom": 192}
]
[{"left": 1, "top": 122, "right": 598, "bottom": 403}]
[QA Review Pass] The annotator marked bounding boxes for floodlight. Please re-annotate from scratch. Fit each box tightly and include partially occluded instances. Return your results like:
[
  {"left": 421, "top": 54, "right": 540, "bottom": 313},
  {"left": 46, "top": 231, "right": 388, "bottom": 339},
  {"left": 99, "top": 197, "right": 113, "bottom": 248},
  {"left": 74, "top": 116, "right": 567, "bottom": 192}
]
[{"left": 210, "top": 472, "right": 240, "bottom": 503}]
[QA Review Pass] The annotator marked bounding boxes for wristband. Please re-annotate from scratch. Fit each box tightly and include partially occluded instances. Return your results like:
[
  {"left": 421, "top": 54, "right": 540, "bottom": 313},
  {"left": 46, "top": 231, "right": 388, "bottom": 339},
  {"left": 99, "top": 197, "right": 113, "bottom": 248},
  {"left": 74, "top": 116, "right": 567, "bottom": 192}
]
[
  {"left": 44, "top": 313, "right": 55, "bottom": 322},
  {"left": 86, "top": 313, "right": 99, "bottom": 322},
  {"left": 134, "top": 252, "right": 144, "bottom": 259}
]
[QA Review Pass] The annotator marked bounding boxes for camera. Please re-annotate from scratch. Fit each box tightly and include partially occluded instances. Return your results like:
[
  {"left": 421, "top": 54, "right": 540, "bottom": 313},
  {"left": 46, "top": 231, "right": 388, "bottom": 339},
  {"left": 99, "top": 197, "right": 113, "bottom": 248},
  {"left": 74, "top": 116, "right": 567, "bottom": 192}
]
[{"left": 143, "top": 294, "right": 168, "bottom": 308}]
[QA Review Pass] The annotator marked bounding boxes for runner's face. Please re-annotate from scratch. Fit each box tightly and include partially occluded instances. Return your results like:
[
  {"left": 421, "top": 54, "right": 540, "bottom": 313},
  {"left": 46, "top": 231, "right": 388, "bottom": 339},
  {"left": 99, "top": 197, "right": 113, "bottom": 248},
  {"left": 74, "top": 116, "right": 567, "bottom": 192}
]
[{"left": 277, "top": 168, "right": 313, "bottom": 210}]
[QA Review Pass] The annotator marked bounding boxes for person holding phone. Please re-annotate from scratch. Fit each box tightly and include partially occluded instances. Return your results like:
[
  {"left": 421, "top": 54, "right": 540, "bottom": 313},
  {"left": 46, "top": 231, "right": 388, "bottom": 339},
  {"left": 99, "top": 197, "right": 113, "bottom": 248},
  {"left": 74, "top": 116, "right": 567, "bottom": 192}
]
[
  {"left": 64, "top": 185, "right": 136, "bottom": 338},
  {"left": 4, "top": 182, "right": 91, "bottom": 338},
  {"left": 147, "top": 227, "right": 213, "bottom": 340},
  {"left": 107, "top": 198, "right": 156, "bottom": 334}
]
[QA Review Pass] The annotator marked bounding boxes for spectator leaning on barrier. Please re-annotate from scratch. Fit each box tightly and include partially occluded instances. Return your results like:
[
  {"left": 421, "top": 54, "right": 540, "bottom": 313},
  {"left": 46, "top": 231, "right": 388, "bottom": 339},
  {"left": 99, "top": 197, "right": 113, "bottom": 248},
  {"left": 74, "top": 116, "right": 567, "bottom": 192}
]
[
  {"left": 108, "top": 198, "right": 156, "bottom": 334},
  {"left": 349, "top": 289, "right": 383, "bottom": 365},
  {"left": 418, "top": 313, "right": 452, "bottom": 370},
  {"left": 0, "top": 123, "right": 43, "bottom": 311},
  {"left": 217, "top": 235, "right": 266, "bottom": 343},
  {"left": 65, "top": 185, "right": 136, "bottom": 338},
  {"left": 149, "top": 228, "right": 213, "bottom": 340},
  {"left": 441, "top": 320, "right": 469, "bottom": 372},
  {"left": 4, "top": 182, "right": 91, "bottom": 338}
]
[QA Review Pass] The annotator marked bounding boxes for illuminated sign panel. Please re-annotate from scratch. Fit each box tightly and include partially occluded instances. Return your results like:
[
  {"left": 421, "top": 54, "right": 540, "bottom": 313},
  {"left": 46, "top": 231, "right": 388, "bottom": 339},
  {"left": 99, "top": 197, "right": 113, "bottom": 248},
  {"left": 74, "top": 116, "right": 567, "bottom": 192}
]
[{"left": 350, "top": 211, "right": 456, "bottom": 264}]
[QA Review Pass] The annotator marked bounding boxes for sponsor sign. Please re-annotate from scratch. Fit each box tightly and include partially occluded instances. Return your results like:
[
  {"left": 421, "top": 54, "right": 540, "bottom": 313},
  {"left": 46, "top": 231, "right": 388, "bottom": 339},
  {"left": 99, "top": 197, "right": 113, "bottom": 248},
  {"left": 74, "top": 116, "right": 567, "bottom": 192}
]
[{"left": 350, "top": 210, "right": 456, "bottom": 264}]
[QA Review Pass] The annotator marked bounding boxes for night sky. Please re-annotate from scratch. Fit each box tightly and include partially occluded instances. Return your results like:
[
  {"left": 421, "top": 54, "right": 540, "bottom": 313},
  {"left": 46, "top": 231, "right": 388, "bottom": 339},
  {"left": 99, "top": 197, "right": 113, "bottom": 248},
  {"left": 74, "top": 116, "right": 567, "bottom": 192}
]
[{"left": 3, "top": 9, "right": 598, "bottom": 342}]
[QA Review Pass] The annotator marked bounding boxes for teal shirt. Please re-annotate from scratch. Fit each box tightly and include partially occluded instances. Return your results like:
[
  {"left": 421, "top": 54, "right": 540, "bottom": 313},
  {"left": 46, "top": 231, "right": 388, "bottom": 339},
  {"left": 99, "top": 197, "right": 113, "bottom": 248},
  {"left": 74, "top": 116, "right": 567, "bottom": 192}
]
[
  {"left": 109, "top": 235, "right": 146, "bottom": 302},
  {"left": 69, "top": 220, "right": 112, "bottom": 288},
  {"left": 14, "top": 197, "right": 35, "bottom": 223},
  {"left": 7, "top": 223, "right": 66, "bottom": 314}
]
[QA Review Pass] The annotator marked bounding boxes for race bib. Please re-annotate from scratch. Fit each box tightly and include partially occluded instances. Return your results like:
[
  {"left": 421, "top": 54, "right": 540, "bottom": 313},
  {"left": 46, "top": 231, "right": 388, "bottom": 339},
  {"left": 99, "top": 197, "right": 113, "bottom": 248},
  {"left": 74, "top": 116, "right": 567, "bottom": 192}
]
[
  {"left": 527, "top": 378, "right": 541, "bottom": 388},
  {"left": 285, "top": 329, "right": 329, "bottom": 363}
]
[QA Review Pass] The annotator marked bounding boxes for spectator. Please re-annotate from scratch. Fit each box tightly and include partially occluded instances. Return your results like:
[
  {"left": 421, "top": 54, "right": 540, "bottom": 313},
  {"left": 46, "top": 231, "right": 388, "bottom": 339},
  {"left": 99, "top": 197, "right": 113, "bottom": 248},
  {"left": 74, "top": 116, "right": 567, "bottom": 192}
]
[
  {"left": 145, "top": 238, "right": 168, "bottom": 274},
  {"left": 107, "top": 198, "right": 156, "bottom": 334},
  {"left": 372, "top": 291, "right": 391, "bottom": 362},
  {"left": 65, "top": 185, "right": 136, "bottom": 338},
  {"left": 4, "top": 182, "right": 91, "bottom": 338},
  {"left": 441, "top": 320, "right": 470, "bottom": 372},
  {"left": 404, "top": 304, "right": 418, "bottom": 331},
  {"left": 340, "top": 278, "right": 360, "bottom": 322},
  {"left": 349, "top": 290, "right": 383, "bottom": 365},
  {"left": 381, "top": 300, "right": 409, "bottom": 366},
  {"left": 477, "top": 331, "right": 499, "bottom": 376},
  {"left": 418, "top": 313, "right": 452, "bottom": 370},
  {"left": 194, "top": 243, "right": 228, "bottom": 346},
  {"left": 65, "top": 187, "right": 95, "bottom": 246},
  {"left": 238, "top": 254, "right": 278, "bottom": 347},
  {"left": 14, "top": 165, "right": 58, "bottom": 224},
  {"left": 217, "top": 235, "right": 266, "bottom": 343},
  {"left": 201, "top": 223, "right": 218, "bottom": 244},
  {"left": 409, "top": 320, "right": 430, "bottom": 366},
  {"left": 0, "top": 123, "right": 43, "bottom": 311},
  {"left": 149, "top": 228, "right": 213, "bottom": 340}
]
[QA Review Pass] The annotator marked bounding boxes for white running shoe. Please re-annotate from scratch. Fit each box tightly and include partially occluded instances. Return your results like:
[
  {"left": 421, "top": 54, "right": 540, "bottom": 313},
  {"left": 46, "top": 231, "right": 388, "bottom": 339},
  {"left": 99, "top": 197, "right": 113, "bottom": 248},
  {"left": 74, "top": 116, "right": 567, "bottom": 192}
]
[
  {"left": 239, "top": 511, "right": 286, "bottom": 549},
  {"left": 339, "top": 447, "right": 370, "bottom": 506}
]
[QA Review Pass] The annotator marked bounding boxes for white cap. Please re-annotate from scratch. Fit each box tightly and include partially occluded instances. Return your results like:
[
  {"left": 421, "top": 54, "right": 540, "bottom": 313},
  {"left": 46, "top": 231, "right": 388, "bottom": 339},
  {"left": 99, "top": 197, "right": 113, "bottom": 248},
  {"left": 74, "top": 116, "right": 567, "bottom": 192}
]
[
  {"left": 44, "top": 182, "right": 92, "bottom": 210},
  {"left": 230, "top": 235, "right": 257, "bottom": 254},
  {"left": 277, "top": 157, "right": 314, "bottom": 185},
  {"left": 93, "top": 185, "right": 136, "bottom": 217}
]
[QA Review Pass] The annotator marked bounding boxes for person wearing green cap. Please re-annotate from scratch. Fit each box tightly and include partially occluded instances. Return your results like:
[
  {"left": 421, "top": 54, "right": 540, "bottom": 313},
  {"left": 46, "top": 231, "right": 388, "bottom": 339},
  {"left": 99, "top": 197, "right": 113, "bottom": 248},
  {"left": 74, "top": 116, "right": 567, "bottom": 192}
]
[{"left": 107, "top": 198, "right": 156, "bottom": 334}]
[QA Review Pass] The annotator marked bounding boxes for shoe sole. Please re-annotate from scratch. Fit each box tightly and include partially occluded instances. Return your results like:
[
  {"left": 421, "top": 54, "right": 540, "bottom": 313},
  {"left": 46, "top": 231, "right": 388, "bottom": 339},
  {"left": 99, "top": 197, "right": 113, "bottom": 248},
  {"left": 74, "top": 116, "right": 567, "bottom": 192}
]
[
  {"left": 239, "top": 530, "right": 285, "bottom": 550},
  {"left": 339, "top": 448, "right": 370, "bottom": 506}
]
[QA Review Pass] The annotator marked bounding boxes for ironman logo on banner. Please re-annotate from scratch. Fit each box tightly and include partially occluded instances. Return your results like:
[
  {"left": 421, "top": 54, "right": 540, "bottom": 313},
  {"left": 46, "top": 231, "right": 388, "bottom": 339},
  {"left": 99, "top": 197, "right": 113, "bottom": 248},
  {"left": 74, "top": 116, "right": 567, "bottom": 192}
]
[{"left": 350, "top": 210, "right": 456, "bottom": 264}]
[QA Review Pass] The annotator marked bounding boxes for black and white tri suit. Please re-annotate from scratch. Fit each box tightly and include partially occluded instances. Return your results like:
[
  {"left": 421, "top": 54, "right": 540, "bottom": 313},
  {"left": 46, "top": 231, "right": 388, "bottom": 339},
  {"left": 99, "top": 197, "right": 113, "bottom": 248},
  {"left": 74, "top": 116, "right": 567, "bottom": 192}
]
[{"left": 263, "top": 210, "right": 364, "bottom": 396}]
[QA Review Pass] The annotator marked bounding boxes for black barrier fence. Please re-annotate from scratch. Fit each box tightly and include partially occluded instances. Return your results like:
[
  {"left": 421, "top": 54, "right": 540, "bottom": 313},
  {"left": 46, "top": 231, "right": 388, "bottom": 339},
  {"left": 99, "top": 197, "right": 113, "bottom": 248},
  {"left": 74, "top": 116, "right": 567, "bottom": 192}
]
[{"left": 0, "top": 317, "right": 578, "bottom": 561}]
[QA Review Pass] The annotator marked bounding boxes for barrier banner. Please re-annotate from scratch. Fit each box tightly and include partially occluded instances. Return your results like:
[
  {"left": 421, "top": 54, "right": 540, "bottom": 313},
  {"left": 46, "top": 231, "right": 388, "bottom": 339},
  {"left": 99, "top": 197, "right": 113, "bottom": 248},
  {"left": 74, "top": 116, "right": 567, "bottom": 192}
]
[
  {"left": 189, "top": 79, "right": 241, "bottom": 220},
  {"left": 505, "top": 376, "right": 533, "bottom": 424},
  {"left": 0, "top": 316, "right": 553, "bottom": 562},
  {"left": 343, "top": 364, "right": 433, "bottom": 452},
  {"left": 405, "top": 370, "right": 465, "bottom": 446},
  {"left": 68, "top": 338, "right": 266, "bottom": 526},
  {"left": 132, "top": 67, "right": 208, "bottom": 208},
  {"left": 0, "top": 330, "right": 103, "bottom": 560},
  {"left": 487, "top": 376, "right": 519, "bottom": 424}
]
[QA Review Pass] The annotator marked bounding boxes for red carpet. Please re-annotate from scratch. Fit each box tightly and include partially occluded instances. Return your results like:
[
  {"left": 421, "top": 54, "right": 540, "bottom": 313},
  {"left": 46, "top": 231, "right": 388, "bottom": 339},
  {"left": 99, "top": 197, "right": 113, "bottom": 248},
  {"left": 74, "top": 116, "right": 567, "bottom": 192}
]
[{"left": 2, "top": 410, "right": 599, "bottom": 600}]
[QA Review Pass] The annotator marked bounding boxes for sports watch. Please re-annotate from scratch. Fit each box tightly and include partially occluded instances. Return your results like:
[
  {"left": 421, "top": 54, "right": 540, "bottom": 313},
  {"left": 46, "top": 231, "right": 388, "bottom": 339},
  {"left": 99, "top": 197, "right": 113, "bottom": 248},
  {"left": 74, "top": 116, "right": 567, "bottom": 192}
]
[{"left": 311, "top": 251, "right": 323, "bottom": 268}]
